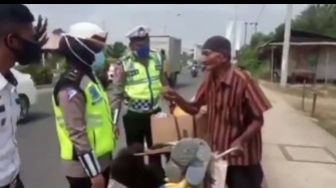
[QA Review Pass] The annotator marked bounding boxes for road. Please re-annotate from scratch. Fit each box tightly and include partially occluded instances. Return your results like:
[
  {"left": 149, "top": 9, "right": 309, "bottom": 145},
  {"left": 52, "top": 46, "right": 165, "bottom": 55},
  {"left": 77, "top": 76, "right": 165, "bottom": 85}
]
[{"left": 17, "top": 68, "right": 204, "bottom": 188}]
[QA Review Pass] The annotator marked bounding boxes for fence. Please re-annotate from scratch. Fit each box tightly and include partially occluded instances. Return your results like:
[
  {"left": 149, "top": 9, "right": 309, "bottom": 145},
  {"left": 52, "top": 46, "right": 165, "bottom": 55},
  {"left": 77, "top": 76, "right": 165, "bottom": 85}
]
[{"left": 301, "top": 80, "right": 320, "bottom": 117}]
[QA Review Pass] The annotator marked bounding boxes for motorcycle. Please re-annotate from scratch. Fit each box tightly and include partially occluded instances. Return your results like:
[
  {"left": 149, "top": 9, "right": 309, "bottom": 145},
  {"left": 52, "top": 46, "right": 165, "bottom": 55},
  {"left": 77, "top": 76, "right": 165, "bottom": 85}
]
[{"left": 190, "top": 64, "right": 198, "bottom": 78}]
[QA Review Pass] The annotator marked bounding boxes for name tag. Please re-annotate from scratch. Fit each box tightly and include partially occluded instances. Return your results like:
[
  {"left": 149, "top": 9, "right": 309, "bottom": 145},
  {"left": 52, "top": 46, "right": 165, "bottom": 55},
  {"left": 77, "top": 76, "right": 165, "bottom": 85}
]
[
  {"left": 127, "top": 69, "right": 139, "bottom": 77},
  {"left": 155, "top": 64, "right": 161, "bottom": 71}
]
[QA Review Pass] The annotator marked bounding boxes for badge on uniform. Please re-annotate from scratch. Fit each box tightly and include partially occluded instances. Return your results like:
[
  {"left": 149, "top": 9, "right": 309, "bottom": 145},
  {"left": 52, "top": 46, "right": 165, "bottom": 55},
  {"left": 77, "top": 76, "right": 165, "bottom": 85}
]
[
  {"left": 66, "top": 89, "right": 78, "bottom": 101},
  {"left": 89, "top": 85, "right": 103, "bottom": 105},
  {"left": 128, "top": 69, "right": 139, "bottom": 77},
  {"left": 155, "top": 64, "right": 161, "bottom": 71}
]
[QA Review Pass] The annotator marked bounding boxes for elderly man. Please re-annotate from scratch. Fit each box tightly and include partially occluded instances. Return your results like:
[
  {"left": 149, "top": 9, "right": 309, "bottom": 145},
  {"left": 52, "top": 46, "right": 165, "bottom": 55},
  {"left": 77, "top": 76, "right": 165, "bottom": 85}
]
[{"left": 164, "top": 36, "right": 271, "bottom": 188}]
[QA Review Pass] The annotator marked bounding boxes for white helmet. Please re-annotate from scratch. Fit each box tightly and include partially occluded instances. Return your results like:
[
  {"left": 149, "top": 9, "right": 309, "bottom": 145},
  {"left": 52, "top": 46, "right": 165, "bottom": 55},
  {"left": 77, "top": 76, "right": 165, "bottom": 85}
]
[
  {"left": 62, "top": 22, "right": 108, "bottom": 67},
  {"left": 67, "top": 22, "right": 107, "bottom": 40}
]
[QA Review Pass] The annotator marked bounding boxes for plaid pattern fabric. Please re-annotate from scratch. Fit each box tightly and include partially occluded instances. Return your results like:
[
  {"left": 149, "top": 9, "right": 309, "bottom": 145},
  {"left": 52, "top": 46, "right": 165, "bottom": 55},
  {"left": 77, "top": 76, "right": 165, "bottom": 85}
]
[{"left": 127, "top": 98, "right": 159, "bottom": 112}]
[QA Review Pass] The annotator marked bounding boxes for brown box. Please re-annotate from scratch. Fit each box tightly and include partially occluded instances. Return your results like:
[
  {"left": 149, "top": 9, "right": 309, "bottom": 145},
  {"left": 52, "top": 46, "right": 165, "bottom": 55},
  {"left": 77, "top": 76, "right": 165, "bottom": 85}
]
[{"left": 151, "top": 111, "right": 209, "bottom": 145}]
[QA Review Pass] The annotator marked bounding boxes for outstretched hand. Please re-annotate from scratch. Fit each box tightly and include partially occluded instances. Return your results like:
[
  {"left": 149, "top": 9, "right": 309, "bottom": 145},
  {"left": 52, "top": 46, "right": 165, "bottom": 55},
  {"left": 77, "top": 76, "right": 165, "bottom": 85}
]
[
  {"left": 163, "top": 86, "right": 180, "bottom": 102},
  {"left": 34, "top": 15, "right": 48, "bottom": 46}
]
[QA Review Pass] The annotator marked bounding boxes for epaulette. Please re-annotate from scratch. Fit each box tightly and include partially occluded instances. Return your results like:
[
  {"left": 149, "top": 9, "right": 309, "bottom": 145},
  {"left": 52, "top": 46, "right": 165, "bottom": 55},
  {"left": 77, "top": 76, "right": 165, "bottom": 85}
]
[
  {"left": 53, "top": 68, "right": 85, "bottom": 106},
  {"left": 119, "top": 54, "right": 133, "bottom": 66},
  {"left": 4, "top": 71, "right": 18, "bottom": 86},
  {"left": 63, "top": 68, "right": 82, "bottom": 83}
]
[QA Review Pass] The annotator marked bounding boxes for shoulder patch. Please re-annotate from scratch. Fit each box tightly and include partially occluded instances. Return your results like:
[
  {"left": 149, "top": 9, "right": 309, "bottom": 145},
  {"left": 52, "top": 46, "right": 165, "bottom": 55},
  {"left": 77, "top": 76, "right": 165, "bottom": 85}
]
[
  {"left": 88, "top": 85, "right": 103, "bottom": 104},
  {"left": 66, "top": 88, "right": 79, "bottom": 101}
]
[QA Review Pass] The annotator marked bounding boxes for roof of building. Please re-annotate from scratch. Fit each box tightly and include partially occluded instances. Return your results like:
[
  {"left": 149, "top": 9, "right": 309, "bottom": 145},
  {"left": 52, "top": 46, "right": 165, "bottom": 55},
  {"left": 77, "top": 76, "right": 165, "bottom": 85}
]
[
  {"left": 273, "top": 30, "right": 336, "bottom": 43},
  {"left": 260, "top": 30, "right": 336, "bottom": 48},
  {"left": 42, "top": 32, "right": 62, "bottom": 51},
  {"left": 150, "top": 35, "right": 180, "bottom": 40}
]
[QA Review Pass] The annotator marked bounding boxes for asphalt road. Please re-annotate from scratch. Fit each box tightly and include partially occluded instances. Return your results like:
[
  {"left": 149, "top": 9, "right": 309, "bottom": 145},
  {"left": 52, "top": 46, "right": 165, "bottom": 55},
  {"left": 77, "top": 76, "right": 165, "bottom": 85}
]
[{"left": 16, "top": 68, "right": 204, "bottom": 188}]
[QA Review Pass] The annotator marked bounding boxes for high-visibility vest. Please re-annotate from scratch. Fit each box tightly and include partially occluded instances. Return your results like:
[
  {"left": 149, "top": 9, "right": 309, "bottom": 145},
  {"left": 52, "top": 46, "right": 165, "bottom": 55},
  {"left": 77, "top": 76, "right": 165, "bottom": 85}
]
[
  {"left": 52, "top": 79, "right": 117, "bottom": 161},
  {"left": 122, "top": 51, "right": 163, "bottom": 112}
]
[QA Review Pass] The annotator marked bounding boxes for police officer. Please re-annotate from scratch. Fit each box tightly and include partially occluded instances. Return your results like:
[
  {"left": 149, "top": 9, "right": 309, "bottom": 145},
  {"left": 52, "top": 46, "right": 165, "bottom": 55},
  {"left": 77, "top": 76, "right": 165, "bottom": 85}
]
[
  {"left": 0, "top": 5, "right": 47, "bottom": 188},
  {"left": 53, "top": 22, "right": 117, "bottom": 188},
  {"left": 111, "top": 25, "right": 168, "bottom": 178}
]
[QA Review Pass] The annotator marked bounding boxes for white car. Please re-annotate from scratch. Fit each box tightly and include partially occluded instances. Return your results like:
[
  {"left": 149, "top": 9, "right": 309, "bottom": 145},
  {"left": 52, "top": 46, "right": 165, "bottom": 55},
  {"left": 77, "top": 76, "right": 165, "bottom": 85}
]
[{"left": 11, "top": 68, "right": 37, "bottom": 120}]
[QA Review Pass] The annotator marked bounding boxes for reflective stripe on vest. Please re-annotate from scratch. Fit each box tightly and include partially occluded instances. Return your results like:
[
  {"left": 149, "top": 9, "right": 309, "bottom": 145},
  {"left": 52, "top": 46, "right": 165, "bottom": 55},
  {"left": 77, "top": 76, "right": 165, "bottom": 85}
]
[
  {"left": 52, "top": 79, "right": 117, "bottom": 161},
  {"left": 123, "top": 51, "right": 163, "bottom": 112}
]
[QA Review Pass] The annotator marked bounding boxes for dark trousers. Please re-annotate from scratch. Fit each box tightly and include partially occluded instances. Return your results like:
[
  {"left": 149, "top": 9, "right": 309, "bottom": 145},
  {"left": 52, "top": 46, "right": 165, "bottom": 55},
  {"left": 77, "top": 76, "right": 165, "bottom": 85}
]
[
  {"left": 123, "top": 109, "right": 165, "bottom": 179},
  {"left": 66, "top": 167, "right": 110, "bottom": 188},
  {"left": 226, "top": 163, "right": 264, "bottom": 188},
  {"left": 0, "top": 175, "right": 24, "bottom": 188}
]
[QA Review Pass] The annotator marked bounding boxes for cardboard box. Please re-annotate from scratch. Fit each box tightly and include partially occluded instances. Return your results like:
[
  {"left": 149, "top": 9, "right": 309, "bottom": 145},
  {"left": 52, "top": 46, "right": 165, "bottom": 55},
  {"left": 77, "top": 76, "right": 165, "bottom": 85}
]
[
  {"left": 151, "top": 114, "right": 193, "bottom": 145},
  {"left": 151, "top": 107, "right": 209, "bottom": 145}
]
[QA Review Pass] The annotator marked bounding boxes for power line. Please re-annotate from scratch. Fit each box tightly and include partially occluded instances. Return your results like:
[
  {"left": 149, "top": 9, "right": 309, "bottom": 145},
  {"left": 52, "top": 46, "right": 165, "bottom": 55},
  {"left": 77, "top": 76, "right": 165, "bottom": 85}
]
[{"left": 256, "top": 4, "right": 266, "bottom": 23}]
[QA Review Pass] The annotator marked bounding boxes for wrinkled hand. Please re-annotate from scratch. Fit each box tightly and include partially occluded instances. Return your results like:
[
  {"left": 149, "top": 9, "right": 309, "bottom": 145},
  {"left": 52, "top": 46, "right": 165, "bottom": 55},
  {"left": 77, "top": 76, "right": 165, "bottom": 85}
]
[
  {"left": 230, "top": 139, "right": 244, "bottom": 156},
  {"left": 163, "top": 87, "right": 180, "bottom": 102},
  {"left": 34, "top": 15, "right": 48, "bottom": 46},
  {"left": 114, "top": 127, "right": 120, "bottom": 139},
  {"left": 91, "top": 174, "right": 105, "bottom": 188}
]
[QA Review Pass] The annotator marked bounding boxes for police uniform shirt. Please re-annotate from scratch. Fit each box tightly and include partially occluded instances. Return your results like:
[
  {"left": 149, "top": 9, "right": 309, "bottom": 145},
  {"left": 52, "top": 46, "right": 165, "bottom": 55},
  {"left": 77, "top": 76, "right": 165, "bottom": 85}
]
[
  {"left": 0, "top": 72, "right": 21, "bottom": 187},
  {"left": 57, "top": 74, "right": 111, "bottom": 178},
  {"left": 111, "top": 25, "right": 168, "bottom": 111}
]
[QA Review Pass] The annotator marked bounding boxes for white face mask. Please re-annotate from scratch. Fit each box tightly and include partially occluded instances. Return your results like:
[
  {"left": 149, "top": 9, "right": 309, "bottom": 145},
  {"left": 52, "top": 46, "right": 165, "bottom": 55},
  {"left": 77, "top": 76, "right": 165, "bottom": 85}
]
[{"left": 62, "top": 34, "right": 97, "bottom": 67}]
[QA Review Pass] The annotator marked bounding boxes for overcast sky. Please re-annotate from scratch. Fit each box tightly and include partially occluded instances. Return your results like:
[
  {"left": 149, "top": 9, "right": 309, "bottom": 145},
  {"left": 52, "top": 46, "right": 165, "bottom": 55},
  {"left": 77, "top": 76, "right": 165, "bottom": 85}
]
[{"left": 26, "top": 4, "right": 308, "bottom": 48}]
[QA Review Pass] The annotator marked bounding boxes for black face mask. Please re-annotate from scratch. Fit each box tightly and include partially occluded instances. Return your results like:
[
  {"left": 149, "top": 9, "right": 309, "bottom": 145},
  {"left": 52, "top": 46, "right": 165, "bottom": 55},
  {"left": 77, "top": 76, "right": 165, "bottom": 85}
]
[{"left": 5, "top": 34, "right": 42, "bottom": 66}]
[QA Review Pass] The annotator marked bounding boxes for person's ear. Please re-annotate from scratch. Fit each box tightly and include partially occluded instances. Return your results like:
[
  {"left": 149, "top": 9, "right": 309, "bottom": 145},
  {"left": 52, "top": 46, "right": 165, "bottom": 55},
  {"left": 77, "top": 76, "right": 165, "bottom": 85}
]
[
  {"left": 4, "top": 33, "right": 19, "bottom": 49},
  {"left": 220, "top": 51, "right": 230, "bottom": 63}
]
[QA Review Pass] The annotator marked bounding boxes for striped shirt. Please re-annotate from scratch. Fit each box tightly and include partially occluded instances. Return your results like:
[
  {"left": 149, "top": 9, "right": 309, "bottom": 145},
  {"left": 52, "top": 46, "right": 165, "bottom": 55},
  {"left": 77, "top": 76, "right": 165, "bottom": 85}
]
[{"left": 195, "top": 66, "right": 271, "bottom": 166}]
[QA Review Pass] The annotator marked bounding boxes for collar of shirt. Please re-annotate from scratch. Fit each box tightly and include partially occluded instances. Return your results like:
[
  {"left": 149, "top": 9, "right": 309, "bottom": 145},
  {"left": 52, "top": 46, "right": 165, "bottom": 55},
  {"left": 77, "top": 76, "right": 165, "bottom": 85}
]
[
  {"left": 0, "top": 73, "right": 9, "bottom": 91},
  {"left": 0, "top": 71, "right": 17, "bottom": 91},
  {"left": 209, "top": 65, "right": 234, "bottom": 87}
]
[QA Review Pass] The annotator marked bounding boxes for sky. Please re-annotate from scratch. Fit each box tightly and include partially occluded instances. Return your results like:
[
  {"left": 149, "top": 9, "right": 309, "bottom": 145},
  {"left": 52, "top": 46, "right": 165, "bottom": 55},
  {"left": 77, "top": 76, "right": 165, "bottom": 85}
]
[{"left": 26, "top": 4, "right": 309, "bottom": 48}]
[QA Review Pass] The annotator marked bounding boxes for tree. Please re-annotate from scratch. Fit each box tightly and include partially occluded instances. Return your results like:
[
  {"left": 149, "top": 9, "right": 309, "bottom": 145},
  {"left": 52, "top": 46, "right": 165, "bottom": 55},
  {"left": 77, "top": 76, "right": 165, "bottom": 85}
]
[
  {"left": 250, "top": 32, "right": 273, "bottom": 48},
  {"left": 52, "top": 28, "right": 65, "bottom": 35},
  {"left": 106, "top": 42, "right": 127, "bottom": 59},
  {"left": 292, "top": 5, "right": 336, "bottom": 37}
]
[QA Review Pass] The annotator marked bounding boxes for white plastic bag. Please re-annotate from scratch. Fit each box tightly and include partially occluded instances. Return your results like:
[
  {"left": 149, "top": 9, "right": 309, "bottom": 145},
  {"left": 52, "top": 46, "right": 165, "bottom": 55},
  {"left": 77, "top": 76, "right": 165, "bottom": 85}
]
[
  {"left": 209, "top": 158, "right": 228, "bottom": 188},
  {"left": 209, "top": 148, "right": 240, "bottom": 188}
]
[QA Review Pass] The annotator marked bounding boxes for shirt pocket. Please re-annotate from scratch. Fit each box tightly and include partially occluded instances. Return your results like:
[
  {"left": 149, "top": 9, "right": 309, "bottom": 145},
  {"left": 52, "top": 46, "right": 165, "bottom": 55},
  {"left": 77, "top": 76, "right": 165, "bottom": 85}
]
[
  {"left": 11, "top": 92, "right": 20, "bottom": 124},
  {"left": 0, "top": 94, "right": 11, "bottom": 146}
]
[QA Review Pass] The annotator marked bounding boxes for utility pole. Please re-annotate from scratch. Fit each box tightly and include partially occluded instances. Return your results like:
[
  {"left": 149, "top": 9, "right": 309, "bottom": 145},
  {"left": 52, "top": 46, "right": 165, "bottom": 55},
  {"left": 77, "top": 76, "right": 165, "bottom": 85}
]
[
  {"left": 249, "top": 22, "right": 258, "bottom": 35},
  {"left": 254, "top": 22, "right": 258, "bottom": 33},
  {"left": 244, "top": 22, "right": 248, "bottom": 46},
  {"left": 280, "top": 4, "right": 293, "bottom": 87}
]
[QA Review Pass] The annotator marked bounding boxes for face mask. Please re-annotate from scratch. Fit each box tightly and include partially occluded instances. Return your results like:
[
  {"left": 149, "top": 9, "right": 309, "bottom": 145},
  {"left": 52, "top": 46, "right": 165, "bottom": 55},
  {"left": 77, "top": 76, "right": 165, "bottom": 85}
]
[
  {"left": 7, "top": 35, "right": 42, "bottom": 66},
  {"left": 136, "top": 46, "right": 150, "bottom": 59},
  {"left": 92, "top": 51, "right": 107, "bottom": 74}
]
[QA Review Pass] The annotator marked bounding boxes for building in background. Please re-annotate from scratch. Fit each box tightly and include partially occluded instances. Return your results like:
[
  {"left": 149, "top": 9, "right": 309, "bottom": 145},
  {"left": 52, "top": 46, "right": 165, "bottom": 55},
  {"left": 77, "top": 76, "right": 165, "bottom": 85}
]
[{"left": 259, "top": 30, "right": 336, "bottom": 84}]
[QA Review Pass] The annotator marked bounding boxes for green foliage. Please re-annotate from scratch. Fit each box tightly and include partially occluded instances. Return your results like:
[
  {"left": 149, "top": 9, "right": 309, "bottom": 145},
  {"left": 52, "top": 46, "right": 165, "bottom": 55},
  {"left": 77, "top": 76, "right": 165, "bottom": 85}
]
[
  {"left": 241, "top": 4, "right": 336, "bottom": 80},
  {"left": 239, "top": 47, "right": 261, "bottom": 71},
  {"left": 292, "top": 5, "right": 336, "bottom": 37},
  {"left": 18, "top": 64, "right": 54, "bottom": 85},
  {"left": 238, "top": 47, "right": 270, "bottom": 79},
  {"left": 105, "top": 42, "right": 127, "bottom": 59},
  {"left": 250, "top": 32, "right": 273, "bottom": 48}
]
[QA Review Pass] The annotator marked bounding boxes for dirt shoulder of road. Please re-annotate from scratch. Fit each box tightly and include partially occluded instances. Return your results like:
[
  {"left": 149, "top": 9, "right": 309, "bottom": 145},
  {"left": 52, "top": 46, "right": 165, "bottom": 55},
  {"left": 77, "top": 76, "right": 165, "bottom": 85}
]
[{"left": 260, "top": 80, "right": 336, "bottom": 138}]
